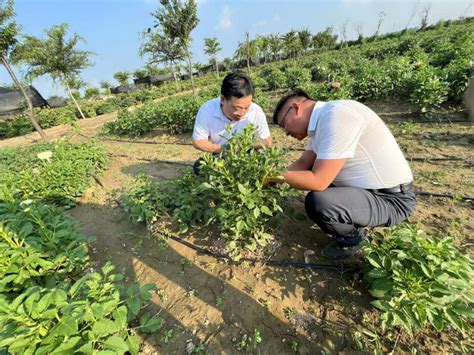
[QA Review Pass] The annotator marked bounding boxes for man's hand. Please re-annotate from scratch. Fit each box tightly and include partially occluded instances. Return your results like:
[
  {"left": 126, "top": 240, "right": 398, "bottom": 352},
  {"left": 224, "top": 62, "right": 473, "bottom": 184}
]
[{"left": 264, "top": 176, "right": 286, "bottom": 187}]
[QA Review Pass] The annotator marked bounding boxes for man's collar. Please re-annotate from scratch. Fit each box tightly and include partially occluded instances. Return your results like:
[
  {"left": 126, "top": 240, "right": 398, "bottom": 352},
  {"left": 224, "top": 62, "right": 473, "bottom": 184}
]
[{"left": 307, "top": 101, "right": 326, "bottom": 136}]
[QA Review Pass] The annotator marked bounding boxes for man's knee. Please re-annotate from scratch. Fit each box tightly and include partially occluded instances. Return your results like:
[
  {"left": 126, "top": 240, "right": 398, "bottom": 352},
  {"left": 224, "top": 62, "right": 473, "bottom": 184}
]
[{"left": 304, "top": 191, "right": 334, "bottom": 221}]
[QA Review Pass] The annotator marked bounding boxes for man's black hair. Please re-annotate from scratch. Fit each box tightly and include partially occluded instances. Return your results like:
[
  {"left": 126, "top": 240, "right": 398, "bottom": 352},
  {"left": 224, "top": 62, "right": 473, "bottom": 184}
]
[
  {"left": 272, "top": 88, "right": 312, "bottom": 125},
  {"left": 221, "top": 72, "right": 255, "bottom": 100}
]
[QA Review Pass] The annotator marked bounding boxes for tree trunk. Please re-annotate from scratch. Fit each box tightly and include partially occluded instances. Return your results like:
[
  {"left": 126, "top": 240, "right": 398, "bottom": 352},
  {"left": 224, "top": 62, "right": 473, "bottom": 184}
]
[
  {"left": 185, "top": 51, "right": 196, "bottom": 95},
  {"left": 1, "top": 56, "right": 49, "bottom": 142},
  {"left": 170, "top": 63, "right": 179, "bottom": 91},
  {"left": 215, "top": 58, "right": 219, "bottom": 75},
  {"left": 65, "top": 81, "right": 86, "bottom": 119}
]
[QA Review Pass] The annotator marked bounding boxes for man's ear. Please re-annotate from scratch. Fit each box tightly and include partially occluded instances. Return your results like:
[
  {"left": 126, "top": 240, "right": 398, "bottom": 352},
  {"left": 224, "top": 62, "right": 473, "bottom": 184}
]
[
  {"left": 292, "top": 101, "right": 300, "bottom": 115},
  {"left": 220, "top": 95, "right": 226, "bottom": 103}
]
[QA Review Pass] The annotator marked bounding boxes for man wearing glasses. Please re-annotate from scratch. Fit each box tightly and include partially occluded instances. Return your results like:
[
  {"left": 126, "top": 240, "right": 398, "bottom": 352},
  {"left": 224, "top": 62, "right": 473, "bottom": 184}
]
[
  {"left": 192, "top": 72, "right": 271, "bottom": 154},
  {"left": 270, "top": 89, "right": 416, "bottom": 259}
]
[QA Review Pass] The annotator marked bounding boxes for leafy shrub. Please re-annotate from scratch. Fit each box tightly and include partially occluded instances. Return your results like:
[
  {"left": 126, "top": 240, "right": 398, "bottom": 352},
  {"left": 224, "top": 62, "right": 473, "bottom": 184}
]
[
  {"left": 0, "top": 263, "right": 159, "bottom": 354},
  {"left": 408, "top": 65, "right": 449, "bottom": 113},
  {"left": 351, "top": 59, "right": 393, "bottom": 100},
  {"left": 0, "top": 106, "right": 77, "bottom": 139},
  {"left": 0, "top": 141, "right": 108, "bottom": 206},
  {"left": 151, "top": 94, "right": 204, "bottom": 134},
  {"left": 264, "top": 68, "right": 286, "bottom": 90},
  {"left": 363, "top": 224, "right": 473, "bottom": 333},
  {"left": 103, "top": 93, "right": 207, "bottom": 137},
  {"left": 0, "top": 200, "right": 90, "bottom": 293},
  {"left": 122, "top": 126, "right": 295, "bottom": 259},
  {"left": 284, "top": 67, "right": 311, "bottom": 89},
  {"left": 253, "top": 88, "right": 270, "bottom": 112},
  {"left": 102, "top": 104, "right": 161, "bottom": 137}
]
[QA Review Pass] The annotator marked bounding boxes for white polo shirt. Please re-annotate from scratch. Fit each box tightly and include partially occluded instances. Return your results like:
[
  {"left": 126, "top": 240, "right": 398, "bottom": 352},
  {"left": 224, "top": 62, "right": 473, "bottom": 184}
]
[
  {"left": 307, "top": 100, "right": 413, "bottom": 189},
  {"left": 192, "top": 97, "right": 270, "bottom": 145}
]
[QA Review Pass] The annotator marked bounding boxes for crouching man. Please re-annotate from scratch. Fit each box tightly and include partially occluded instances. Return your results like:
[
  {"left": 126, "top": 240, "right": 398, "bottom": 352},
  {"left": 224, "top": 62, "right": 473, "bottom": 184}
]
[
  {"left": 269, "top": 89, "right": 416, "bottom": 259},
  {"left": 192, "top": 72, "right": 271, "bottom": 173}
]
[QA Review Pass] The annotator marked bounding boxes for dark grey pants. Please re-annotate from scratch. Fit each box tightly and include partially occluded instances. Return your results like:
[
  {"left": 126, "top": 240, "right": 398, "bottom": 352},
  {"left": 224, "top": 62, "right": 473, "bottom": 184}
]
[{"left": 305, "top": 187, "right": 416, "bottom": 246}]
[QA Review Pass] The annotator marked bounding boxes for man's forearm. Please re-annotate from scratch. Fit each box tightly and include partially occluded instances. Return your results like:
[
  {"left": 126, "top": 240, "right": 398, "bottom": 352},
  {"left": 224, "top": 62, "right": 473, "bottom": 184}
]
[
  {"left": 283, "top": 170, "right": 327, "bottom": 191},
  {"left": 192, "top": 140, "right": 222, "bottom": 153}
]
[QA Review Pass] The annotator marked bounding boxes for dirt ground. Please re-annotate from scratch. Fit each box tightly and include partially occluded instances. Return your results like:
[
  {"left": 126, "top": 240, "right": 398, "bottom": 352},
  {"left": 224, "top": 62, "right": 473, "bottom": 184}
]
[{"left": 1, "top": 101, "right": 473, "bottom": 354}]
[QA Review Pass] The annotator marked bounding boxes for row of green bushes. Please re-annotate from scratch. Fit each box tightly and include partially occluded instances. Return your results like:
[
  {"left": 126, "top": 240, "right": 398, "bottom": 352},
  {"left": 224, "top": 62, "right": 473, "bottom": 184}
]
[
  {"left": 0, "top": 74, "right": 224, "bottom": 140},
  {"left": 254, "top": 20, "right": 473, "bottom": 113}
]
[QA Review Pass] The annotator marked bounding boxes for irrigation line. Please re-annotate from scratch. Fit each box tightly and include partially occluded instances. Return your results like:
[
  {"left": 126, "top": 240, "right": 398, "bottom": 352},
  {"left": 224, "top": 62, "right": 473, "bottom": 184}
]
[
  {"left": 415, "top": 191, "right": 473, "bottom": 201},
  {"left": 169, "top": 235, "right": 358, "bottom": 273}
]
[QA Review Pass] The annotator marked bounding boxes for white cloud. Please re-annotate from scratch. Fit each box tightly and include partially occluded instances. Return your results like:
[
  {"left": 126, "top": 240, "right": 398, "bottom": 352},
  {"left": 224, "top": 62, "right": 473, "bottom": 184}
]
[
  {"left": 272, "top": 14, "right": 280, "bottom": 22},
  {"left": 216, "top": 5, "right": 232, "bottom": 29}
]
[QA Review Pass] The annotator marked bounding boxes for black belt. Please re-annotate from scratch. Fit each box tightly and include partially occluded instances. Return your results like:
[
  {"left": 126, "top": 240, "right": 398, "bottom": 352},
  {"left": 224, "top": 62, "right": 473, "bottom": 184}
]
[{"left": 371, "top": 182, "right": 414, "bottom": 194}]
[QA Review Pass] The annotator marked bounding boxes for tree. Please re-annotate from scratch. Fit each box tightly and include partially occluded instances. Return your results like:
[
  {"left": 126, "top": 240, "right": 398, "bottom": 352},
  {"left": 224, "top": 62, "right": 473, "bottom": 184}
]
[
  {"left": 99, "top": 80, "right": 111, "bottom": 95},
  {"left": 254, "top": 35, "right": 270, "bottom": 63},
  {"left": 281, "top": 29, "right": 300, "bottom": 59},
  {"left": 0, "top": 0, "right": 48, "bottom": 141},
  {"left": 140, "top": 31, "right": 184, "bottom": 83},
  {"left": 150, "top": 0, "right": 199, "bottom": 94},
  {"left": 298, "top": 28, "right": 312, "bottom": 55},
  {"left": 133, "top": 68, "right": 148, "bottom": 79},
  {"left": 13, "top": 23, "right": 94, "bottom": 119},
  {"left": 374, "top": 11, "right": 386, "bottom": 37},
  {"left": 234, "top": 32, "right": 257, "bottom": 73},
  {"left": 83, "top": 87, "right": 99, "bottom": 99},
  {"left": 203, "top": 37, "right": 221, "bottom": 74},
  {"left": 267, "top": 34, "right": 282, "bottom": 61},
  {"left": 113, "top": 71, "right": 130, "bottom": 86},
  {"left": 313, "top": 27, "right": 338, "bottom": 50}
]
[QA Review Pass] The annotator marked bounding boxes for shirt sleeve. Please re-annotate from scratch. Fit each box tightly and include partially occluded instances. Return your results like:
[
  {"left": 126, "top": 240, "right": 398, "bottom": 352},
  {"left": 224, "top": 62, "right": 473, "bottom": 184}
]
[
  {"left": 253, "top": 105, "right": 271, "bottom": 139},
  {"left": 316, "top": 106, "right": 365, "bottom": 159},
  {"left": 192, "top": 103, "right": 211, "bottom": 141}
]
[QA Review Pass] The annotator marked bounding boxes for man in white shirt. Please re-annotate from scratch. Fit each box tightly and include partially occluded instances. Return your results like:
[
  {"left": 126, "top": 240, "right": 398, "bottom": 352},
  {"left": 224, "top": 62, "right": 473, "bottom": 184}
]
[
  {"left": 192, "top": 72, "right": 271, "bottom": 163},
  {"left": 270, "top": 89, "right": 416, "bottom": 259}
]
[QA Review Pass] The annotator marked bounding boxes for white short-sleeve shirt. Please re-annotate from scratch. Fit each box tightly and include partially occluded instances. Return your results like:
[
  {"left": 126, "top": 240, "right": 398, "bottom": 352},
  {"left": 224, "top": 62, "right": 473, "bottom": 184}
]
[
  {"left": 192, "top": 97, "right": 270, "bottom": 145},
  {"left": 307, "top": 100, "right": 413, "bottom": 189}
]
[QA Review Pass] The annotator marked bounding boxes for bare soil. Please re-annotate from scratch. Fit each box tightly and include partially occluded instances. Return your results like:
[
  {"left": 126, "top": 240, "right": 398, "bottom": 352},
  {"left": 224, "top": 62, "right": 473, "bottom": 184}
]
[{"left": 1, "top": 101, "right": 472, "bottom": 354}]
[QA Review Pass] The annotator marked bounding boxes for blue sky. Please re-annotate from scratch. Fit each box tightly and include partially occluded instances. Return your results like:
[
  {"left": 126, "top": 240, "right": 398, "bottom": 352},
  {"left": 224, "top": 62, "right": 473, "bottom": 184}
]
[{"left": 1, "top": 0, "right": 472, "bottom": 98}]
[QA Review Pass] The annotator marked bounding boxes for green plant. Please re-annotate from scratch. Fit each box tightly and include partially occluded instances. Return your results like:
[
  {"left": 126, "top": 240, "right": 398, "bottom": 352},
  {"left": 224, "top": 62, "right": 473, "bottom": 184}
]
[
  {"left": 122, "top": 126, "right": 295, "bottom": 260},
  {"left": 362, "top": 224, "right": 473, "bottom": 333},
  {"left": 0, "top": 199, "right": 89, "bottom": 293},
  {"left": 198, "top": 126, "right": 295, "bottom": 257},
  {"left": 0, "top": 263, "right": 158, "bottom": 354},
  {"left": 235, "top": 329, "right": 262, "bottom": 354},
  {"left": 0, "top": 141, "right": 108, "bottom": 206}
]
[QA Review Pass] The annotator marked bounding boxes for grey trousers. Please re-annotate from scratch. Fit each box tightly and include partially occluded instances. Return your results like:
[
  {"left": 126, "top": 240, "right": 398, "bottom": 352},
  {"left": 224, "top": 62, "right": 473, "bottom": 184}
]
[{"left": 305, "top": 187, "right": 416, "bottom": 246}]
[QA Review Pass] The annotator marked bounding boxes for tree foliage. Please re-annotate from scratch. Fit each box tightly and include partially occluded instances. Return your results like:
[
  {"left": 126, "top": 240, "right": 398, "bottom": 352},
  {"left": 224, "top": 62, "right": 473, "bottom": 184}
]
[
  {"left": 12, "top": 23, "right": 94, "bottom": 119},
  {"left": 113, "top": 71, "right": 131, "bottom": 86},
  {"left": 149, "top": 0, "right": 199, "bottom": 93},
  {"left": 203, "top": 37, "right": 221, "bottom": 73}
]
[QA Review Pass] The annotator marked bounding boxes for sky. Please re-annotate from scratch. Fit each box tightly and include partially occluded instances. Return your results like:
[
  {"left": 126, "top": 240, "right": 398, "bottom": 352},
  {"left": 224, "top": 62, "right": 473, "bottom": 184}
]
[{"left": 1, "top": 0, "right": 473, "bottom": 98}]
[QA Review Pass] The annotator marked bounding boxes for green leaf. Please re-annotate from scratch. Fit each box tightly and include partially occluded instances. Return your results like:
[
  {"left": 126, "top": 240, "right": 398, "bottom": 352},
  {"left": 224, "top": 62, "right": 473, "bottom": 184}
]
[
  {"left": 92, "top": 319, "right": 118, "bottom": 337},
  {"left": 54, "top": 316, "right": 78, "bottom": 337},
  {"left": 367, "top": 268, "right": 387, "bottom": 279},
  {"left": 103, "top": 336, "right": 129, "bottom": 353},
  {"left": 113, "top": 306, "right": 128, "bottom": 328},
  {"left": 253, "top": 207, "right": 260, "bottom": 219},
  {"left": 126, "top": 334, "right": 140, "bottom": 355},
  {"left": 369, "top": 278, "right": 394, "bottom": 298},
  {"left": 261, "top": 206, "right": 272, "bottom": 216},
  {"left": 50, "top": 336, "right": 81, "bottom": 354},
  {"left": 139, "top": 314, "right": 164, "bottom": 333}
]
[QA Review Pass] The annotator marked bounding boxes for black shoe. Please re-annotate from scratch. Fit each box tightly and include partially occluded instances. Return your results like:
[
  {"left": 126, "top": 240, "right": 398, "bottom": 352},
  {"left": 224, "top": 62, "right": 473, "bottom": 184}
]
[{"left": 322, "top": 240, "right": 367, "bottom": 260}]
